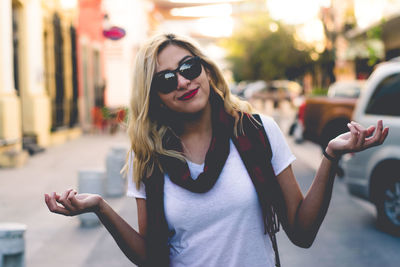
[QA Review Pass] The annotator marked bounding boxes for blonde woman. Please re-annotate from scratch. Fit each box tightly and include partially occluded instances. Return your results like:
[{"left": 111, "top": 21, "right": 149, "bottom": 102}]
[{"left": 45, "top": 33, "right": 388, "bottom": 267}]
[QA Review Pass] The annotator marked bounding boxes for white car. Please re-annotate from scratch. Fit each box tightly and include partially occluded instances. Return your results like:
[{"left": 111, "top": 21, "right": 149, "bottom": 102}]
[{"left": 343, "top": 58, "right": 400, "bottom": 234}]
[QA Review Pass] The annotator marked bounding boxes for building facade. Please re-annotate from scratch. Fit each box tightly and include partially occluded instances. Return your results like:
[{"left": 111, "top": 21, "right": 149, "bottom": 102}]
[{"left": 0, "top": 0, "right": 105, "bottom": 167}]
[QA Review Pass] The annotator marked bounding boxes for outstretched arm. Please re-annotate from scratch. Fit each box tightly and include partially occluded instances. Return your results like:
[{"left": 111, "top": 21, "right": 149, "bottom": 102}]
[
  {"left": 278, "top": 120, "right": 389, "bottom": 248},
  {"left": 44, "top": 190, "right": 146, "bottom": 265}
]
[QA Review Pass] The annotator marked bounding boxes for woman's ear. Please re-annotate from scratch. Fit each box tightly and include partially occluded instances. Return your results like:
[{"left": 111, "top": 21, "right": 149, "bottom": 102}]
[{"left": 205, "top": 68, "right": 212, "bottom": 82}]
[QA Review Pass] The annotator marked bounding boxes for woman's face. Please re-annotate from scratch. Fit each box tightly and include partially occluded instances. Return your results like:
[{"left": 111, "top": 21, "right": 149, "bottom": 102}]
[{"left": 154, "top": 44, "right": 211, "bottom": 115}]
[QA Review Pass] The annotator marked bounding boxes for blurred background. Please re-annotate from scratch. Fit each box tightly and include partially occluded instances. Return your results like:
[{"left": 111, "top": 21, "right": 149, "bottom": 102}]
[{"left": 1, "top": 0, "right": 400, "bottom": 266}]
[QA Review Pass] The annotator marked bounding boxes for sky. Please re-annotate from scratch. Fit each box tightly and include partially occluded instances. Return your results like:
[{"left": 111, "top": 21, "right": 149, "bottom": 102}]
[{"left": 267, "top": 0, "right": 331, "bottom": 25}]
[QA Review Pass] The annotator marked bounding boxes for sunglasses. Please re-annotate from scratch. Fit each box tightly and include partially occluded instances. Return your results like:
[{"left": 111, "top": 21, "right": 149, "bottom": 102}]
[{"left": 151, "top": 56, "right": 202, "bottom": 94}]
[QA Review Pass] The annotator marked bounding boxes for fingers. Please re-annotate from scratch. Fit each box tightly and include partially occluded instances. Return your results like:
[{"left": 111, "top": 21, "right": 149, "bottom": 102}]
[
  {"left": 57, "top": 189, "right": 76, "bottom": 211},
  {"left": 347, "top": 122, "right": 359, "bottom": 149},
  {"left": 351, "top": 120, "right": 389, "bottom": 149},
  {"left": 369, "top": 120, "right": 383, "bottom": 145},
  {"left": 381, "top": 127, "right": 389, "bottom": 143},
  {"left": 68, "top": 190, "right": 81, "bottom": 208},
  {"left": 364, "top": 120, "right": 385, "bottom": 147},
  {"left": 44, "top": 192, "right": 71, "bottom": 216},
  {"left": 45, "top": 189, "right": 80, "bottom": 216},
  {"left": 350, "top": 121, "right": 366, "bottom": 148},
  {"left": 365, "top": 125, "right": 376, "bottom": 137},
  {"left": 331, "top": 120, "right": 388, "bottom": 155}
]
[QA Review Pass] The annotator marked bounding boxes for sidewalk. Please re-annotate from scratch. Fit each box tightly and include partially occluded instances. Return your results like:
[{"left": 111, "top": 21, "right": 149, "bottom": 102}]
[{"left": 0, "top": 132, "right": 137, "bottom": 267}]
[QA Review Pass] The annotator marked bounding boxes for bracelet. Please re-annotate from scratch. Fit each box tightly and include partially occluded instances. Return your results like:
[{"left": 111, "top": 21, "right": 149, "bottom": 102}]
[{"left": 323, "top": 149, "right": 339, "bottom": 162}]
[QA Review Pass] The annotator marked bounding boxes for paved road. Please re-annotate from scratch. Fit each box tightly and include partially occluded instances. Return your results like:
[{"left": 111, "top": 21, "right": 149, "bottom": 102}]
[
  {"left": 281, "top": 136, "right": 400, "bottom": 267},
  {"left": 0, "top": 132, "right": 135, "bottom": 267}
]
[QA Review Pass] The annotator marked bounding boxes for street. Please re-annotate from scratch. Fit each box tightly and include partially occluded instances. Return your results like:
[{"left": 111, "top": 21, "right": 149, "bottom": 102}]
[
  {"left": 281, "top": 137, "right": 400, "bottom": 267},
  {"left": 0, "top": 102, "right": 399, "bottom": 266},
  {"left": 0, "top": 133, "right": 136, "bottom": 267}
]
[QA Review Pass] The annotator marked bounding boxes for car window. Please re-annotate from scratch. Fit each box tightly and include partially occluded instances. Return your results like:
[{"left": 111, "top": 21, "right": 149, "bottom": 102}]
[{"left": 365, "top": 73, "right": 400, "bottom": 116}]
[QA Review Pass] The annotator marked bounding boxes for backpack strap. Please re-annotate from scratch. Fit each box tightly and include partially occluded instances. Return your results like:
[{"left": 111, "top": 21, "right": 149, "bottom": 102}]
[{"left": 252, "top": 114, "right": 281, "bottom": 267}]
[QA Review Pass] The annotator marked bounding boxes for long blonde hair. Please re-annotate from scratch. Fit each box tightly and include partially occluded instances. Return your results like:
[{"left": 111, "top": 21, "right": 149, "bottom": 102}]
[{"left": 127, "top": 33, "right": 253, "bottom": 188}]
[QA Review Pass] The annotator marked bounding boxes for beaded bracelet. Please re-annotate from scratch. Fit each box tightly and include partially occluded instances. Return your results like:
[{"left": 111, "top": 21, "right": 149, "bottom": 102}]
[{"left": 323, "top": 149, "right": 339, "bottom": 162}]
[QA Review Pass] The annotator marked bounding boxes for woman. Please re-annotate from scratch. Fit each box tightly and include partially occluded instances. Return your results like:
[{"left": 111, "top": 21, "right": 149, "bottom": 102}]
[{"left": 45, "top": 33, "right": 388, "bottom": 267}]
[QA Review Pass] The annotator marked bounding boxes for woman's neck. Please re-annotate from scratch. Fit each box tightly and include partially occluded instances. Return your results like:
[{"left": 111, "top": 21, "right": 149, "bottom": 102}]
[
  {"left": 182, "top": 107, "right": 212, "bottom": 137},
  {"left": 179, "top": 102, "right": 213, "bottom": 164}
]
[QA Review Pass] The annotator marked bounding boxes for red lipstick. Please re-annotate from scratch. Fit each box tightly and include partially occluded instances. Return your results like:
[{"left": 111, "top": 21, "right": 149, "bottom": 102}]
[{"left": 178, "top": 88, "right": 199, "bottom": 100}]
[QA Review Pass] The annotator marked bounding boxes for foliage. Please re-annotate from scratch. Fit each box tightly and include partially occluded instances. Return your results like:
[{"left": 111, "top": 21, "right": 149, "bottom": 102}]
[
  {"left": 310, "top": 87, "right": 328, "bottom": 96},
  {"left": 221, "top": 15, "right": 313, "bottom": 82},
  {"left": 101, "top": 106, "right": 128, "bottom": 123},
  {"left": 366, "top": 19, "right": 385, "bottom": 66}
]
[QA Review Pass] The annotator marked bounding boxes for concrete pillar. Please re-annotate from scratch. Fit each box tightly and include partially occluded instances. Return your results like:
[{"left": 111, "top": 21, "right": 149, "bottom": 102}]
[
  {"left": 105, "top": 146, "right": 127, "bottom": 197},
  {"left": 0, "top": 0, "right": 27, "bottom": 167},
  {"left": 19, "top": 0, "right": 51, "bottom": 147},
  {"left": 78, "top": 169, "right": 105, "bottom": 227},
  {"left": 0, "top": 223, "right": 26, "bottom": 267}
]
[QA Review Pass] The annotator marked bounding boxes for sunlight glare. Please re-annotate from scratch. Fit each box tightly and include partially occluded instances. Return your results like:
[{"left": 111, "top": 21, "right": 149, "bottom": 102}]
[
  {"left": 269, "top": 22, "right": 279, "bottom": 32},
  {"left": 60, "top": 0, "right": 77, "bottom": 9},
  {"left": 354, "top": 0, "right": 384, "bottom": 28},
  {"left": 195, "top": 17, "right": 234, "bottom": 37},
  {"left": 267, "top": 0, "right": 321, "bottom": 24},
  {"left": 170, "top": 0, "right": 241, "bottom": 3},
  {"left": 296, "top": 19, "right": 325, "bottom": 44},
  {"left": 170, "top": 4, "right": 232, "bottom": 17},
  {"left": 318, "top": 0, "right": 331, "bottom": 8}
]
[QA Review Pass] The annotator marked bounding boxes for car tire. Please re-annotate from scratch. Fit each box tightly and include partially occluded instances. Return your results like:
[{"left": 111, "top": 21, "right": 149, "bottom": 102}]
[{"left": 375, "top": 169, "right": 400, "bottom": 235}]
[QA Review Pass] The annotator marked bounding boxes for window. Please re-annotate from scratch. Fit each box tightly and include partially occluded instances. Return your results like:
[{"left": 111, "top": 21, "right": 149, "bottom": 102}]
[
  {"left": 365, "top": 73, "right": 400, "bottom": 116},
  {"left": 12, "top": 5, "right": 20, "bottom": 94}
]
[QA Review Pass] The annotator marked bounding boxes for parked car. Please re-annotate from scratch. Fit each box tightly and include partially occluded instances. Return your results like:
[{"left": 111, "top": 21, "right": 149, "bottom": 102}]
[
  {"left": 230, "top": 80, "right": 251, "bottom": 98},
  {"left": 297, "top": 80, "right": 364, "bottom": 150},
  {"left": 269, "top": 80, "right": 302, "bottom": 104},
  {"left": 250, "top": 80, "right": 302, "bottom": 107},
  {"left": 243, "top": 80, "right": 268, "bottom": 99},
  {"left": 327, "top": 80, "right": 364, "bottom": 98},
  {"left": 343, "top": 59, "right": 400, "bottom": 234}
]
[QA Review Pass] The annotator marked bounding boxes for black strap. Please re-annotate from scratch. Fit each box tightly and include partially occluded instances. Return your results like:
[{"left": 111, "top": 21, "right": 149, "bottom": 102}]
[{"left": 253, "top": 114, "right": 281, "bottom": 267}]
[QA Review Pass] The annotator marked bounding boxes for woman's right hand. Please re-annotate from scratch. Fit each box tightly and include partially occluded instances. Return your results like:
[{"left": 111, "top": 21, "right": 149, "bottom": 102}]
[{"left": 44, "top": 189, "right": 103, "bottom": 216}]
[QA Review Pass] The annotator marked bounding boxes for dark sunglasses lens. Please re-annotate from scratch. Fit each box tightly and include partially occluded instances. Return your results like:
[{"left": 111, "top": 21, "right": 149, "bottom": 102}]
[
  {"left": 152, "top": 57, "right": 201, "bottom": 94},
  {"left": 157, "top": 72, "right": 177, "bottom": 94},
  {"left": 179, "top": 58, "right": 201, "bottom": 80}
]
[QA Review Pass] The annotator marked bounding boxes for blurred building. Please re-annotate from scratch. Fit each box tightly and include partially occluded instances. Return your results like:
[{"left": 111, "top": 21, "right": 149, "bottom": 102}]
[
  {"left": 76, "top": 0, "right": 106, "bottom": 132},
  {"left": 41, "top": 1, "right": 82, "bottom": 143},
  {"left": 0, "top": 0, "right": 150, "bottom": 167},
  {"left": 1, "top": 0, "right": 52, "bottom": 167},
  {"left": 329, "top": 0, "right": 400, "bottom": 80},
  {"left": 102, "top": 0, "right": 149, "bottom": 109},
  {"left": 324, "top": 0, "right": 358, "bottom": 81}
]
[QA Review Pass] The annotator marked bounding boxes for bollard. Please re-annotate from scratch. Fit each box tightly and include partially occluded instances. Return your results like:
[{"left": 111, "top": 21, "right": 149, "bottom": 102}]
[
  {"left": 105, "top": 146, "right": 127, "bottom": 197},
  {"left": 0, "top": 223, "right": 26, "bottom": 267},
  {"left": 78, "top": 169, "right": 105, "bottom": 227}
]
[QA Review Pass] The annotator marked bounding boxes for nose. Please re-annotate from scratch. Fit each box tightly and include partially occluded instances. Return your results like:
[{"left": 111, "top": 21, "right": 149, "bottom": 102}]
[{"left": 176, "top": 73, "right": 190, "bottom": 90}]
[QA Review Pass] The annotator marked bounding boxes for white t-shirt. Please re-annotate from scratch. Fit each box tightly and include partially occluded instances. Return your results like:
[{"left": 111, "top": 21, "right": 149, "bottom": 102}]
[{"left": 127, "top": 115, "right": 295, "bottom": 267}]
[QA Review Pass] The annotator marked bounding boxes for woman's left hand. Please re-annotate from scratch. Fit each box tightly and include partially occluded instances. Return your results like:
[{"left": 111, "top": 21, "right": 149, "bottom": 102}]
[{"left": 326, "top": 120, "right": 389, "bottom": 158}]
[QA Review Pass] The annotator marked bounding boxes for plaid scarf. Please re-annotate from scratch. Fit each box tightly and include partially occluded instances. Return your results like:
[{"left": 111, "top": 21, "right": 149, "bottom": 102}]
[{"left": 143, "top": 95, "right": 286, "bottom": 267}]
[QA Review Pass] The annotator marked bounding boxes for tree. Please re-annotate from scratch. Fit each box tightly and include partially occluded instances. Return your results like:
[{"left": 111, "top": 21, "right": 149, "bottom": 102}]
[{"left": 221, "top": 15, "right": 313, "bottom": 82}]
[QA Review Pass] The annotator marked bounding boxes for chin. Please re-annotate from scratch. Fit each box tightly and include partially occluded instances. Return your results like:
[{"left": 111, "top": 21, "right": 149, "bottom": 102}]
[{"left": 174, "top": 99, "right": 210, "bottom": 116}]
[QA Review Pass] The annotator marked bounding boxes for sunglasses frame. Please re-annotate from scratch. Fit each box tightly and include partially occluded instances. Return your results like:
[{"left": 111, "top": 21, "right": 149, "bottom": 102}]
[{"left": 151, "top": 56, "right": 202, "bottom": 94}]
